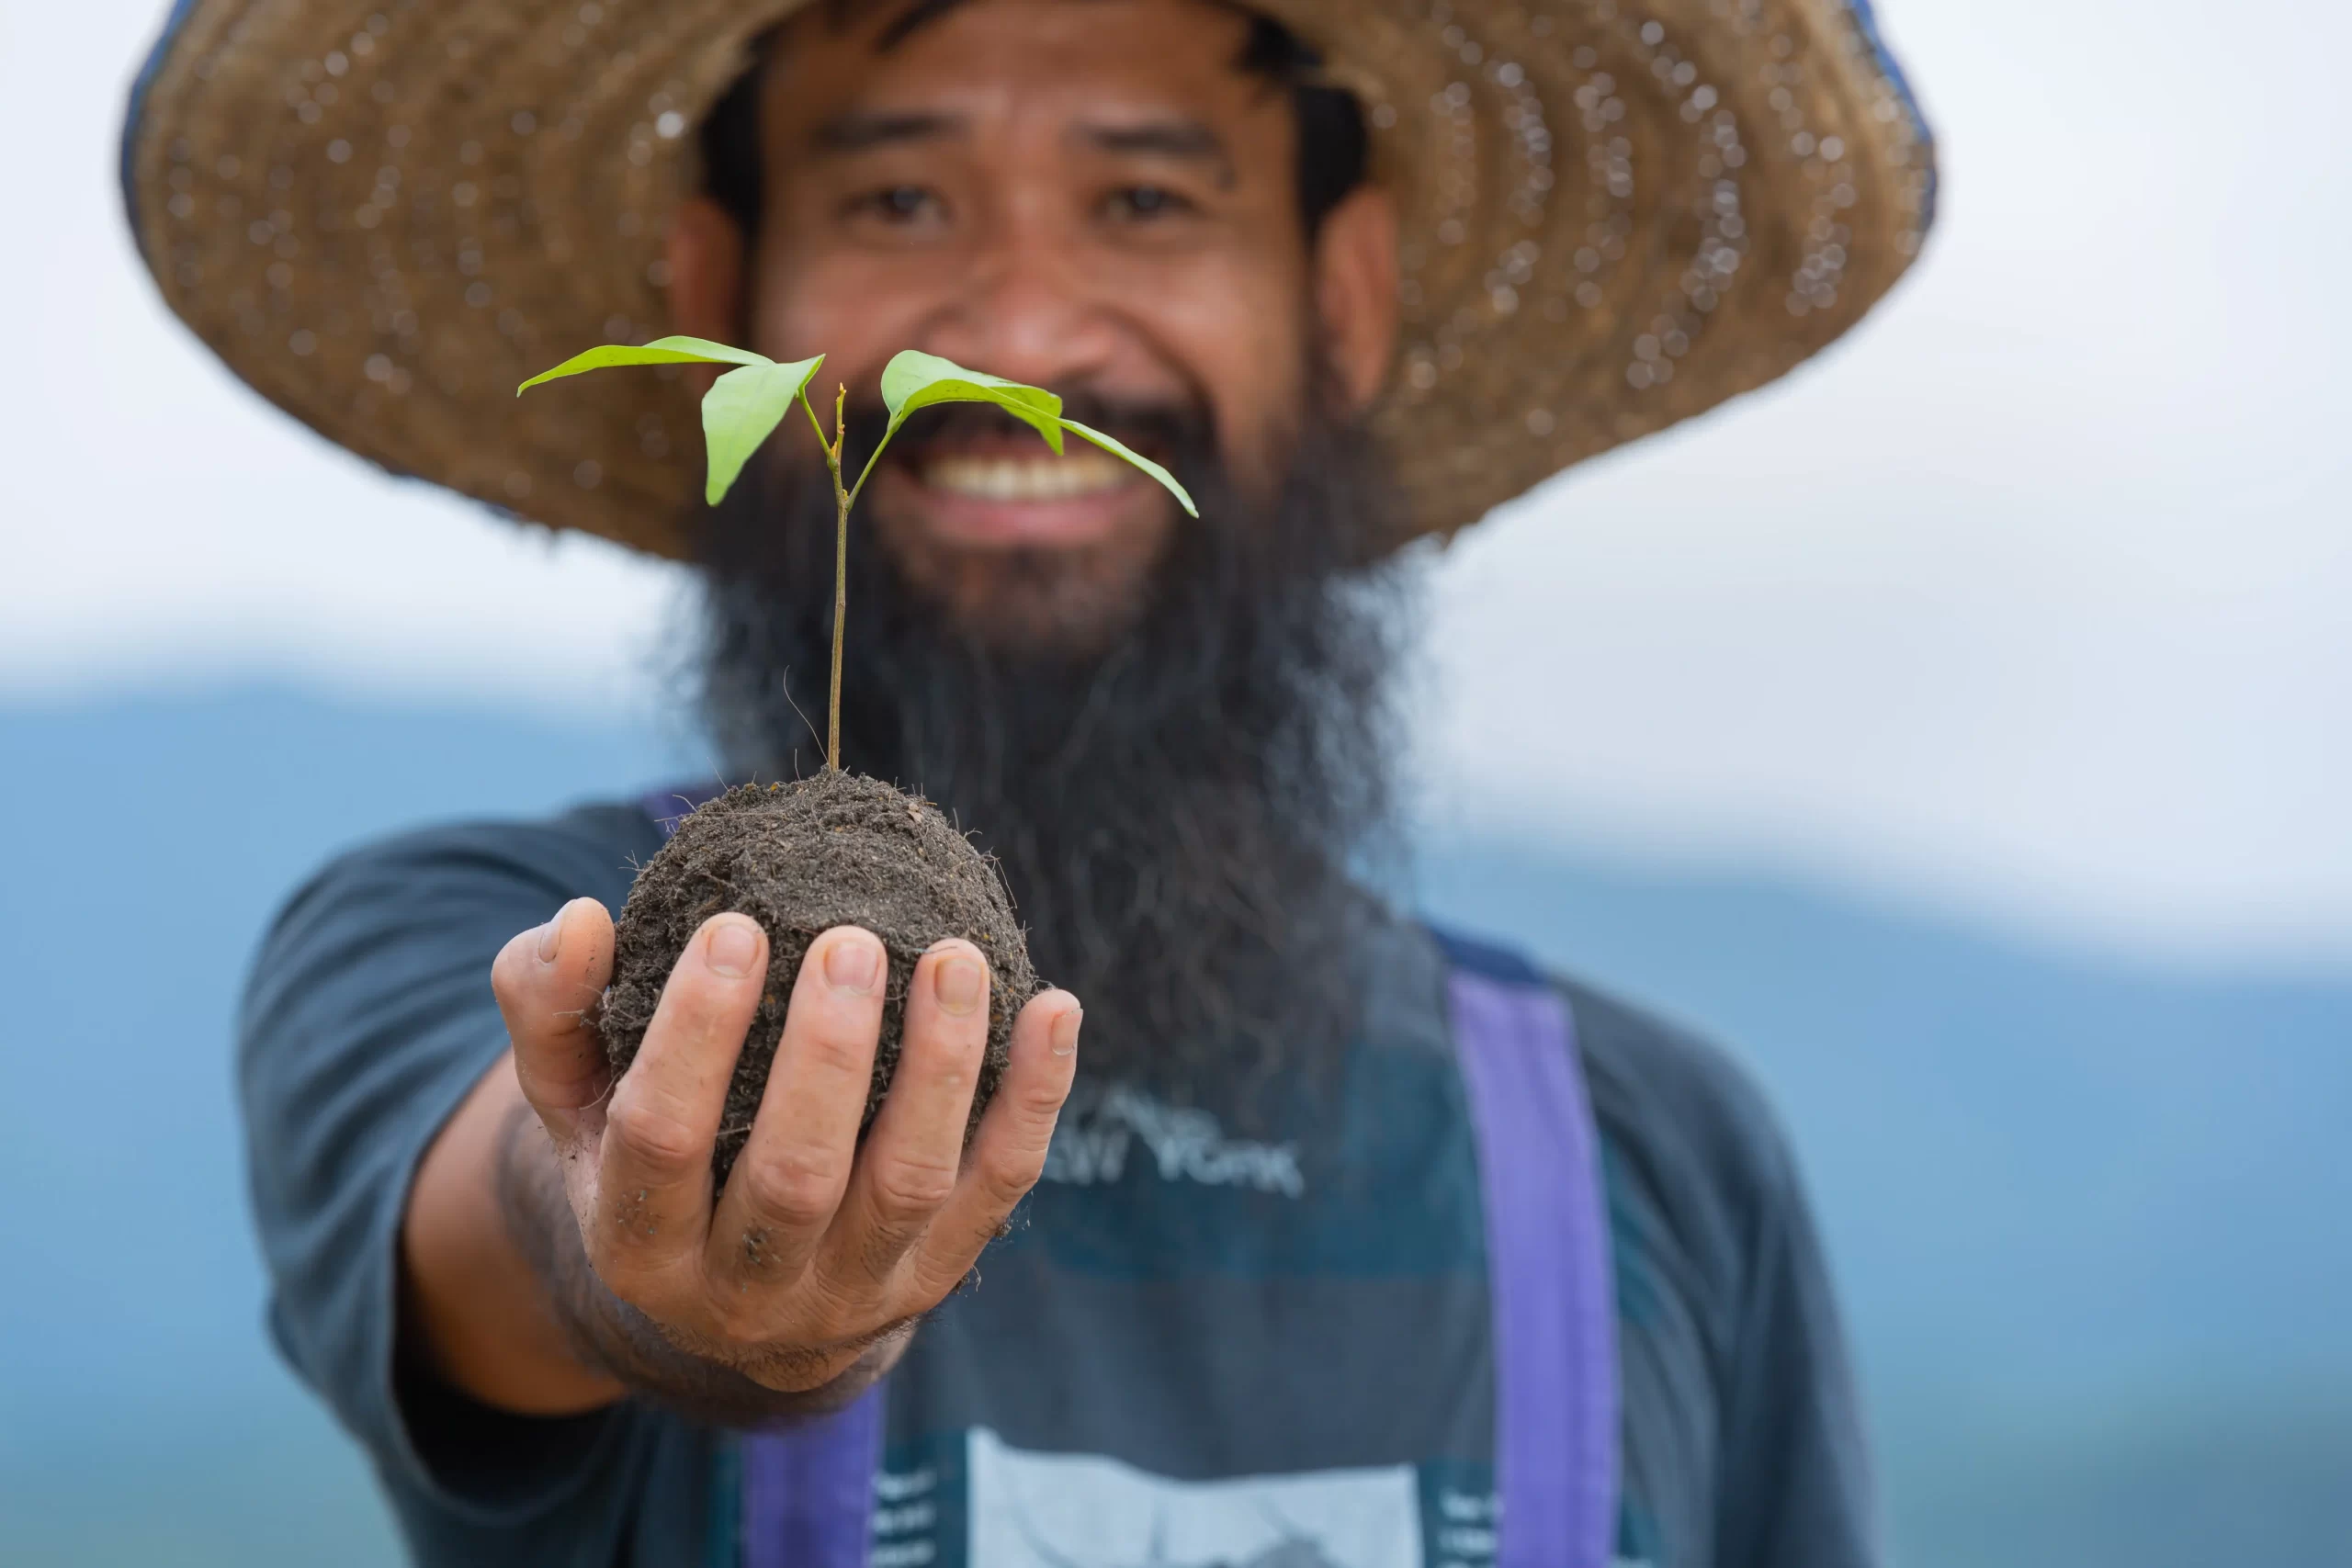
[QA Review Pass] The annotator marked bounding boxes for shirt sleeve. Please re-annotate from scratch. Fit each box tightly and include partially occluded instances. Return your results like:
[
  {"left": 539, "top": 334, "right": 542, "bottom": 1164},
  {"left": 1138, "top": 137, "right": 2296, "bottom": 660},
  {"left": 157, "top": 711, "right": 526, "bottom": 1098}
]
[
  {"left": 235, "top": 804, "right": 708, "bottom": 1562},
  {"left": 1565, "top": 978, "right": 1883, "bottom": 1568},
  {"left": 1702, "top": 1075, "right": 1880, "bottom": 1568}
]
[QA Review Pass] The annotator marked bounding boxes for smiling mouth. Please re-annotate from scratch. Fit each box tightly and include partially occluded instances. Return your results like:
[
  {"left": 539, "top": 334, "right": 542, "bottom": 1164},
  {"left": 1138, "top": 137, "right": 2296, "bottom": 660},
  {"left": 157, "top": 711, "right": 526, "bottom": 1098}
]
[{"left": 917, "top": 450, "right": 1138, "bottom": 503}]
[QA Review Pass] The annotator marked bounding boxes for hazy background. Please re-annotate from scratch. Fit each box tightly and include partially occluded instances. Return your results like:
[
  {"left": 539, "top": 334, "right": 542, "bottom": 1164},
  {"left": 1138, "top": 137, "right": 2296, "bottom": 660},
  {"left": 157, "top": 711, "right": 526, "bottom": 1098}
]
[{"left": 4, "top": 0, "right": 2347, "bottom": 1562}]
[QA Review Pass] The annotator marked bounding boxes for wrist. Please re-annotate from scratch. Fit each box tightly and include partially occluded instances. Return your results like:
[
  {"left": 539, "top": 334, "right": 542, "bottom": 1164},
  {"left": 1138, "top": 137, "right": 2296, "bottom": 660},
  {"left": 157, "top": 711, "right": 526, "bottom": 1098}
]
[
  {"left": 402, "top": 1056, "right": 626, "bottom": 1416},
  {"left": 501, "top": 1101, "right": 913, "bottom": 1427}
]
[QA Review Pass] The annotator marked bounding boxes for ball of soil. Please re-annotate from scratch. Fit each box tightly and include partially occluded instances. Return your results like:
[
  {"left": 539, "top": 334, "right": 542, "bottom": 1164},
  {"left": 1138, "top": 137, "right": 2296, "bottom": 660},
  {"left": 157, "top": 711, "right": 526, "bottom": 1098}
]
[{"left": 598, "top": 773, "right": 1037, "bottom": 1185}]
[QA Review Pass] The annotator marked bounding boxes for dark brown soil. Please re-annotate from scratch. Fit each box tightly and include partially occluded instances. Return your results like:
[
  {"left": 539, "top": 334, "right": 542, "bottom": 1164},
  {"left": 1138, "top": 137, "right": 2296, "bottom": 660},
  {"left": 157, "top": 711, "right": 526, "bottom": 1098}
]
[{"left": 598, "top": 772, "right": 1036, "bottom": 1185}]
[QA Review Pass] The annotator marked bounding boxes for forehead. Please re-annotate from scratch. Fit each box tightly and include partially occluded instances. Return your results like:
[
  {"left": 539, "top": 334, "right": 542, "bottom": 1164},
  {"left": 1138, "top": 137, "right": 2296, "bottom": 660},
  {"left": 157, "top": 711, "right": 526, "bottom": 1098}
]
[{"left": 763, "top": 0, "right": 1289, "bottom": 149}]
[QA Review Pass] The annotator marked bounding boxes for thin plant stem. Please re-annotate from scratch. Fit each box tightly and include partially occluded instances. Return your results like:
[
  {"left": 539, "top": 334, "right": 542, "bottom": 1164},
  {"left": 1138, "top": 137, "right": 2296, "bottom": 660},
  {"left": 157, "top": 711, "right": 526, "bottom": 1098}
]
[
  {"left": 845, "top": 412, "right": 904, "bottom": 512},
  {"left": 798, "top": 387, "right": 831, "bottom": 452},
  {"left": 845, "top": 445, "right": 884, "bottom": 513},
  {"left": 826, "top": 384, "right": 850, "bottom": 773}
]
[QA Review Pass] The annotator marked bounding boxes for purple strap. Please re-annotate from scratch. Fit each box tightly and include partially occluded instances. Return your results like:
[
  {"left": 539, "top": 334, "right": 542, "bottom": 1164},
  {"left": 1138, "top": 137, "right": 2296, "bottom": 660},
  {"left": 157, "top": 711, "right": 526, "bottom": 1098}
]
[
  {"left": 1449, "top": 964, "right": 1621, "bottom": 1568},
  {"left": 741, "top": 1388, "right": 886, "bottom": 1568}
]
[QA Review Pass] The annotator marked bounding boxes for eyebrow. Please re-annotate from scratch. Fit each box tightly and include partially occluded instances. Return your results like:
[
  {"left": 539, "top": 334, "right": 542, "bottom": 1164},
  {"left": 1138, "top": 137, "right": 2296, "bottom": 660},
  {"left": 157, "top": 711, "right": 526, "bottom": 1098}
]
[
  {"left": 810, "top": 109, "right": 967, "bottom": 153},
  {"left": 807, "top": 109, "right": 1238, "bottom": 186},
  {"left": 1074, "top": 118, "right": 1235, "bottom": 186}
]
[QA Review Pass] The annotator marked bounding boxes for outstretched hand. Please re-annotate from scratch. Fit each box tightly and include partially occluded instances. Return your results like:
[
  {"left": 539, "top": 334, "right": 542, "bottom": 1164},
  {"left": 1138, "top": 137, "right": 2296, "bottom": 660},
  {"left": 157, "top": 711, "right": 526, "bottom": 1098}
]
[{"left": 491, "top": 897, "right": 1080, "bottom": 1394}]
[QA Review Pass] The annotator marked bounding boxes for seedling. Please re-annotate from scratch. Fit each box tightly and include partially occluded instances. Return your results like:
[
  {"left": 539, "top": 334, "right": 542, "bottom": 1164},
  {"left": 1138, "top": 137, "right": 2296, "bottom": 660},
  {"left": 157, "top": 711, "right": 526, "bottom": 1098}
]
[
  {"left": 517, "top": 336, "right": 1193, "bottom": 1175},
  {"left": 521, "top": 336, "right": 1195, "bottom": 770}
]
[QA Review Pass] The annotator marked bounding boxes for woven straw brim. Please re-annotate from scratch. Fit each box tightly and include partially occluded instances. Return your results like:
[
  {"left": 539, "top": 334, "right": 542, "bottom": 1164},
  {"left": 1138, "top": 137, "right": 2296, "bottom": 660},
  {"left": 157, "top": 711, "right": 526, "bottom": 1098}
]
[{"left": 125, "top": 0, "right": 1933, "bottom": 561}]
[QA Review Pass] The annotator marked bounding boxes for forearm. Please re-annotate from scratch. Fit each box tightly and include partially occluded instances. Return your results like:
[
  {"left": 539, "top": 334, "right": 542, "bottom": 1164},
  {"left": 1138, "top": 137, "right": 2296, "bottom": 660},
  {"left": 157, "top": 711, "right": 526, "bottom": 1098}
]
[{"left": 401, "top": 1054, "right": 897, "bottom": 1426}]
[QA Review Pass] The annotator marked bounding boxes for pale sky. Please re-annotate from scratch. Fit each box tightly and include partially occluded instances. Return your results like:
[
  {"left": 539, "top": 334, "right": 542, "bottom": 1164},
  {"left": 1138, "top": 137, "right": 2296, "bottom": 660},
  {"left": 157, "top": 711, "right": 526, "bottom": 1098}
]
[{"left": 5, "top": 0, "right": 2346, "bottom": 969}]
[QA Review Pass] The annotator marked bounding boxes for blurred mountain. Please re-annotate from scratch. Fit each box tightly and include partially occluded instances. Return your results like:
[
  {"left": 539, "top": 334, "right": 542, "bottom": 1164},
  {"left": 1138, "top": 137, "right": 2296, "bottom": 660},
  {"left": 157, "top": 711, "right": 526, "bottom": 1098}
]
[{"left": 3, "top": 688, "right": 2346, "bottom": 1565}]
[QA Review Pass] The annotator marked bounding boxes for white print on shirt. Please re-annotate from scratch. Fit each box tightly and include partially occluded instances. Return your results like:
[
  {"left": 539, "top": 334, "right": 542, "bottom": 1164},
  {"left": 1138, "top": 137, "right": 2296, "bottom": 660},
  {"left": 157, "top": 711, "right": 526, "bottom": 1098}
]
[
  {"left": 872, "top": 1464, "right": 943, "bottom": 1566},
  {"left": 962, "top": 1427, "right": 1421, "bottom": 1567},
  {"left": 1039, "top": 1082, "right": 1304, "bottom": 1198},
  {"left": 1430, "top": 1487, "right": 1498, "bottom": 1567}
]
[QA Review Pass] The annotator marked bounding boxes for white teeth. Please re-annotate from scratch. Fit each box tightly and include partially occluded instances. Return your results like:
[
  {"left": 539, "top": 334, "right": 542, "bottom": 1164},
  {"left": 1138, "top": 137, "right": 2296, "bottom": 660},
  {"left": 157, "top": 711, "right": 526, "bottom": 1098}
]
[{"left": 921, "top": 452, "right": 1132, "bottom": 502}]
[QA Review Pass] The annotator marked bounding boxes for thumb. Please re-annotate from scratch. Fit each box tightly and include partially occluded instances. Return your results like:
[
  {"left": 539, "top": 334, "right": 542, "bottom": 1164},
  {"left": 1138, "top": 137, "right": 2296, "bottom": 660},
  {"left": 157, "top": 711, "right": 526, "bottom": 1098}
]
[{"left": 492, "top": 897, "right": 617, "bottom": 1145}]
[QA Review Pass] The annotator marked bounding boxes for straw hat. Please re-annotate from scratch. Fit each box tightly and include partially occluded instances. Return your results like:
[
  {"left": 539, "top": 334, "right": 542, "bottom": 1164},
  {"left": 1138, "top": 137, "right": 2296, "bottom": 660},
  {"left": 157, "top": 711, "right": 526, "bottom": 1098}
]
[{"left": 121, "top": 0, "right": 1934, "bottom": 560}]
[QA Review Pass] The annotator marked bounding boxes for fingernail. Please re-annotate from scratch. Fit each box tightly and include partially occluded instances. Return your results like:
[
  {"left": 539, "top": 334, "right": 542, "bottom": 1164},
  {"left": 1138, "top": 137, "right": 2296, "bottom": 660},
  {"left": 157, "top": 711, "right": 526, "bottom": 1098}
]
[
  {"left": 934, "top": 953, "right": 984, "bottom": 1016},
  {"left": 1051, "top": 1004, "right": 1082, "bottom": 1057},
  {"left": 824, "top": 931, "right": 882, "bottom": 994},
  {"left": 536, "top": 903, "right": 566, "bottom": 963},
  {"left": 707, "top": 918, "right": 761, "bottom": 978}
]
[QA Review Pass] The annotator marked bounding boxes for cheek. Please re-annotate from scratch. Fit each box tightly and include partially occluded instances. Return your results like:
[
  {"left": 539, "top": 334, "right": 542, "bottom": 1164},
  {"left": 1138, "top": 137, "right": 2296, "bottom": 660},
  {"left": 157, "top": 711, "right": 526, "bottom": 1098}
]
[
  {"left": 747, "top": 250, "right": 942, "bottom": 377},
  {"left": 1149, "top": 265, "right": 1310, "bottom": 481}
]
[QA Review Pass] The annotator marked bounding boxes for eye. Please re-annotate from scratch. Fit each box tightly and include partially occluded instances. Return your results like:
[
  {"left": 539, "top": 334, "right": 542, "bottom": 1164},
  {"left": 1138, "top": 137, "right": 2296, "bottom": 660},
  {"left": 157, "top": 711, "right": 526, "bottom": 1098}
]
[
  {"left": 850, "top": 184, "right": 946, "bottom": 224},
  {"left": 1102, "top": 185, "right": 1195, "bottom": 221}
]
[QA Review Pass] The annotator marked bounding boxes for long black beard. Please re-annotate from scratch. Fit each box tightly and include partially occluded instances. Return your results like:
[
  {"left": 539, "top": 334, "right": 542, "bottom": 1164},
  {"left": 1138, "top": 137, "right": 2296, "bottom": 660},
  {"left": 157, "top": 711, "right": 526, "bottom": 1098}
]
[{"left": 693, "top": 401, "right": 1413, "bottom": 1106}]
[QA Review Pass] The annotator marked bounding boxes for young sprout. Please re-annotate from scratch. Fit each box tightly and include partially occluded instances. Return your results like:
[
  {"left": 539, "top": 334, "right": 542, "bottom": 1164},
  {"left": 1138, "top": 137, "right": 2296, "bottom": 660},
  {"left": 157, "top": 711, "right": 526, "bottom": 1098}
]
[{"left": 521, "top": 336, "right": 1196, "bottom": 771}]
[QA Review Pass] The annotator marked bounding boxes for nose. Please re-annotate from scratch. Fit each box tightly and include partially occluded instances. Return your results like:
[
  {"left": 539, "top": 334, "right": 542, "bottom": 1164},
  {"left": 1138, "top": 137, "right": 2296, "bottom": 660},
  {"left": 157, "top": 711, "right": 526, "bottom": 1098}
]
[{"left": 914, "top": 205, "right": 1123, "bottom": 393}]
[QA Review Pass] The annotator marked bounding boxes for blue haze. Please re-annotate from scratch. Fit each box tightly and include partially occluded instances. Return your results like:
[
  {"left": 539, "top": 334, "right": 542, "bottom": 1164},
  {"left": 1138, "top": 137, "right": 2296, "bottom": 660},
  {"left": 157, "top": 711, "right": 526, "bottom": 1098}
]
[{"left": 2, "top": 689, "right": 2346, "bottom": 1565}]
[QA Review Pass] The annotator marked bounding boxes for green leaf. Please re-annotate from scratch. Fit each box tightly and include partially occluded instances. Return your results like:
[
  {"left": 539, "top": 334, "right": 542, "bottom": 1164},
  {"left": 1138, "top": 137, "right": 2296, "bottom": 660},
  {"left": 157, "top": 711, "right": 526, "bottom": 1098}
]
[
  {"left": 868, "top": 351, "right": 1194, "bottom": 513},
  {"left": 877, "top": 349, "right": 1066, "bottom": 454},
  {"left": 1058, "top": 417, "right": 1198, "bottom": 517},
  {"left": 517, "top": 336, "right": 820, "bottom": 506},
  {"left": 699, "top": 355, "right": 826, "bottom": 504},
  {"left": 515, "top": 334, "right": 772, "bottom": 395}
]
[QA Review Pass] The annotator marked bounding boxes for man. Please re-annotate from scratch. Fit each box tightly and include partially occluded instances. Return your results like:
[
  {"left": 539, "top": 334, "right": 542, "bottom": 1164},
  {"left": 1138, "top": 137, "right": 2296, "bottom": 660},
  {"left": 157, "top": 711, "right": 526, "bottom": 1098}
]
[{"left": 124, "top": 0, "right": 1935, "bottom": 1563}]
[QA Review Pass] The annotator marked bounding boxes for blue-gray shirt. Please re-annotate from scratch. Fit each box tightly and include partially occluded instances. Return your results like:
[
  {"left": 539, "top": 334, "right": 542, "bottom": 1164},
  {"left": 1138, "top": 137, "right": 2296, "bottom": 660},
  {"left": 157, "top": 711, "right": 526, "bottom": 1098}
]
[{"left": 239, "top": 802, "right": 1878, "bottom": 1567}]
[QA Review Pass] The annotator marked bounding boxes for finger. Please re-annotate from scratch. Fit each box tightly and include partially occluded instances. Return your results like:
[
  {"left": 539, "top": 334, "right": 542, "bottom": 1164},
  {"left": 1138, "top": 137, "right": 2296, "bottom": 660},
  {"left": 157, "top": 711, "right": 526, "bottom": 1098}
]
[
  {"left": 709, "top": 925, "right": 888, "bottom": 1287},
  {"left": 912, "top": 989, "right": 1080, "bottom": 1299},
  {"left": 592, "top": 913, "right": 765, "bottom": 1284},
  {"left": 831, "top": 940, "right": 992, "bottom": 1286},
  {"left": 492, "top": 897, "right": 616, "bottom": 1148}
]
